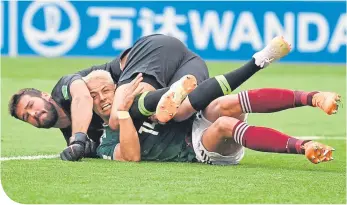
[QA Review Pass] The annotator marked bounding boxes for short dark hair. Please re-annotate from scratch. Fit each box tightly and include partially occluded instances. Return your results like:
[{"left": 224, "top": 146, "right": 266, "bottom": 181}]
[{"left": 8, "top": 88, "right": 42, "bottom": 119}]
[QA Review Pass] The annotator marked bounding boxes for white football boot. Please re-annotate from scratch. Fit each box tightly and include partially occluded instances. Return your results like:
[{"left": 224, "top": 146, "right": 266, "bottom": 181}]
[
  {"left": 252, "top": 36, "right": 292, "bottom": 68},
  {"left": 155, "top": 75, "right": 197, "bottom": 123}
]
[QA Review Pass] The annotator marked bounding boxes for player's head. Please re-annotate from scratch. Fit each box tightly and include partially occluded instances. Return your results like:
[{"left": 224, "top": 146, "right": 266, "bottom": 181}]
[
  {"left": 83, "top": 70, "right": 116, "bottom": 121},
  {"left": 8, "top": 88, "right": 58, "bottom": 128}
]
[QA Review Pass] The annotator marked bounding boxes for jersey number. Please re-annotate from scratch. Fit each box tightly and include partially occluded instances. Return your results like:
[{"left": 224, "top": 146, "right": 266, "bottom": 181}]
[{"left": 138, "top": 122, "right": 158, "bottom": 136}]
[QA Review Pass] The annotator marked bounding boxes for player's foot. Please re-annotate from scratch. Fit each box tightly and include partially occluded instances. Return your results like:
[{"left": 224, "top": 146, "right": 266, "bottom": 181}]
[
  {"left": 312, "top": 92, "right": 341, "bottom": 115},
  {"left": 156, "top": 75, "right": 197, "bottom": 123},
  {"left": 252, "top": 36, "right": 291, "bottom": 68},
  {"left": 303, "top": 141, "right": 335, "bottom": 164}
]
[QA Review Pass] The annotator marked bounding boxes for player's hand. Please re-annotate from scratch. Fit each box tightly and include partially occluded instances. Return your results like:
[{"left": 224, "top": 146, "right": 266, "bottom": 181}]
[
  {"left": 60, "top": 144, "right": 85, "bottom": 161},
  {"left": 84, "top": 139, "right": 98, "bottom": 158},
  {"left": 61, "top": 132, "right": 90, "bottom": 161},
  {"left": 303, "top": 141, "right": 335, "bottom": 164},
  {"left": 118, "top": 73, "right": 144, "bottom": 111}
]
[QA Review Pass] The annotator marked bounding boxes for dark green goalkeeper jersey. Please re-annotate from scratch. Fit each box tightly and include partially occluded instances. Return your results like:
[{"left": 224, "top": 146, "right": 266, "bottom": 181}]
[{"left": 96, "top": 119, "right": 196, "bottom": 162}]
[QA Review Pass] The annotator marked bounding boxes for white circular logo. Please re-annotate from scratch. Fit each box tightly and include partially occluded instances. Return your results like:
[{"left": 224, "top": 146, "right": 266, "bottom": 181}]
[{"left": 22, "top": 1, "right": 80, "bottom": 57}]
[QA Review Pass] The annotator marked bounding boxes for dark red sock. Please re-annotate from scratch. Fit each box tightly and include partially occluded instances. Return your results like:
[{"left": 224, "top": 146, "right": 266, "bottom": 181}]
[
  {"left": 294, "top": 91, "right": 319, "bottom": 107},
  {"left": 238, "top": 88, "right": 318, "bottom": 113},
  {"left": 232, "top": 120, "right": 309, "bottom": 154}
]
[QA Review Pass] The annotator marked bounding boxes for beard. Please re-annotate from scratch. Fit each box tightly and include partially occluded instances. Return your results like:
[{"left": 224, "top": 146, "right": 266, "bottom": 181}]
[{"left": 38, "top": 99, "right": 58, "bottom": 128}]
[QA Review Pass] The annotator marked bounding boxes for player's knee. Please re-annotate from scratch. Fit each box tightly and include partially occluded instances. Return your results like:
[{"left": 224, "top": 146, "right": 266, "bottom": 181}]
[
  {"left": 214, "top": 116, "right": 239, "bottom": 137},
  {"left": 237, "top": 113, "right": 247, "bottom": 122},
  {"left": 217, "top": 95, "right": 242, "bottom": 117}
]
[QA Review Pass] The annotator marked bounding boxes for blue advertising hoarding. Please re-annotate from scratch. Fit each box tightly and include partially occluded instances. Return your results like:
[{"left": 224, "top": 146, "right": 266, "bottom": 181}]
[{"left": 1, "top": 1, "right": 346, "bottom": 63}]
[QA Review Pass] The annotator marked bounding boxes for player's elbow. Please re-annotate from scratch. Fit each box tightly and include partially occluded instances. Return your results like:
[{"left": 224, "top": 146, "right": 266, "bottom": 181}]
[
  {"left": 122, "top": 147, "right": 141, "bottom": 162},
  {"left": 131, "top": 155, "right": 141, "bottom": 162},
  {"left": 124, "top": 154, "right": 141, "bottom": 162}
]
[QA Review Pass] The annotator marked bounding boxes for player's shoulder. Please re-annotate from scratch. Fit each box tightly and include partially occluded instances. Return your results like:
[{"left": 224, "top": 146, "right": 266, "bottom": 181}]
[
  {"left": 51, "top": 74, "right": 83, "bottom": 101},
  {"left": 55, "top": 74, "right": 82, "bottom": 86}
]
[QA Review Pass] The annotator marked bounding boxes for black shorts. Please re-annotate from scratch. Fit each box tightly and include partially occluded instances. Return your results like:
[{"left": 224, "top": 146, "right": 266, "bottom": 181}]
[{"left": 118, "top": 34, "right": 209, "bottom": 88}]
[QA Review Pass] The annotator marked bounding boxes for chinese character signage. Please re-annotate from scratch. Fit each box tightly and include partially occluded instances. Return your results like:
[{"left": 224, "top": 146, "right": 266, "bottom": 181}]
[{"left": 1, "top": 1, "right": 346, "bottom": 63}]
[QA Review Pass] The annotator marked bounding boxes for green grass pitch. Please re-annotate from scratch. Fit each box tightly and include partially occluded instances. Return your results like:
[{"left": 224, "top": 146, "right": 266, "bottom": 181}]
[{"left": 1, "top": 57, "right": 346, "bottom": 204}]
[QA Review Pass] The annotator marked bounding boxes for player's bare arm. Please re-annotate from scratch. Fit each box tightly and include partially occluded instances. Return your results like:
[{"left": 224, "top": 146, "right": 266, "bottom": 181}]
[
  {"left": 114, "top": 114, "right": 141, "bottom": 162},
  {"left": 59, "top": 79, "right": 95, "bottom": 161},
  {"left": 69, "top": 79, "right": 93, "bottom": 139},
  {"left": 114, "top": 73, "right": 144, "bottom": 161}
]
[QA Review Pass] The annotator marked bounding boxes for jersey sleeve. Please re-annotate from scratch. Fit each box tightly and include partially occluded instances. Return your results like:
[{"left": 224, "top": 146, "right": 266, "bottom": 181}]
[
  {"left": 96, "top": 140, "right": 118, "bottom": 160},
  {"left": 66, "top": 74, "right": 83, "bottom": 100},
  {"left": 96, "top": 126, "right": 120, "bottom": 160},
  {"left": 51, "top": 74, "right": 83, "bottom": 104}
]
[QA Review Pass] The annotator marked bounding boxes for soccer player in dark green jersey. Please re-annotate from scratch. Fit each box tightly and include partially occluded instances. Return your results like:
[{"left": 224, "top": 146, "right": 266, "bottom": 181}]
[
  {"left": 82, "top": 70, "right": 337, "bottom": 164},
  {"left": 84, "top": 71, "right": 196, "bottom": 162}
]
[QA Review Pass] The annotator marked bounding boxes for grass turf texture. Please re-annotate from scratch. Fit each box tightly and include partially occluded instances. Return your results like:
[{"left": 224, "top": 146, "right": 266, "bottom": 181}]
[{"left": 1, "top": 57, "right": 346, "bottom": 204}]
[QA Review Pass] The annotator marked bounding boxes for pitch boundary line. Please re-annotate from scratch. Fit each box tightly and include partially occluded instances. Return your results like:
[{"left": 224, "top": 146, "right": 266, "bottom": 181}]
[
  {"left": 0, "top": 154, "right": 59, "bottom": 161},
  {"left": 0, "top": 136, "right": 345, "bottom": 161}
]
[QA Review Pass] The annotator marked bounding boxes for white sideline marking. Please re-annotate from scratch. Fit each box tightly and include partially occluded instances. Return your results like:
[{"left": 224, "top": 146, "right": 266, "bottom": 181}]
[
  {"left": 0, "top": 136, "right": 345, "bottom": 161},
  {"left": 0, "top": 154, "right": 59, "bottom": 161}
]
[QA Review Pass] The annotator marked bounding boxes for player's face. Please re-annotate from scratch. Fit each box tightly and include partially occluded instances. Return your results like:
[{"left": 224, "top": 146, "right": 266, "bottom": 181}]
[
  {"left": 87, "top": 79, "right": 116, "bottom": 119},
  {"left": 15, "top": 94, "right": 58, "bottom": 128}
]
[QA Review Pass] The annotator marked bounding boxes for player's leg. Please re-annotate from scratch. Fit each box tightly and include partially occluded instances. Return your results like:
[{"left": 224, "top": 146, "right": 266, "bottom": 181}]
[
  {"left": 151, "top": 56, "right": 208, "bottom": 122},
  {"left": 129, "top": 85, "right": 340, "bottom": 124},
  {"left": 202, "top": 88, "right": 341, "bottom": 122},
  {"left": 156, "top": 36, "right": 292, "bottom": 123},
  {"left": 129, "top": 75, "right": 197, "bottom": 120},
  {"left": 126, "top": 36, "right": 301, "bottom": 123},
  {"left": 237, "top": 88, "right": 341, "bottom": 115},
  {"left": 195, "top": 114, "right": 335, "bottom": 165},
  {"left": 191, "top": 113, "right": 246, "bottom": 165},
  {"left": 156, "top": 57, "right": 264, "bottom": 123},
  {"left": 200, "top": 94, "right": 242, "bottom": 122}
]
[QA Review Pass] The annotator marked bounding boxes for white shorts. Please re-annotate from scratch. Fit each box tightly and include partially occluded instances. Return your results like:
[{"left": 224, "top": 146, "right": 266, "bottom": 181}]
[{"left": 192, "top": 112, "right": 246, "bottom": 165}]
